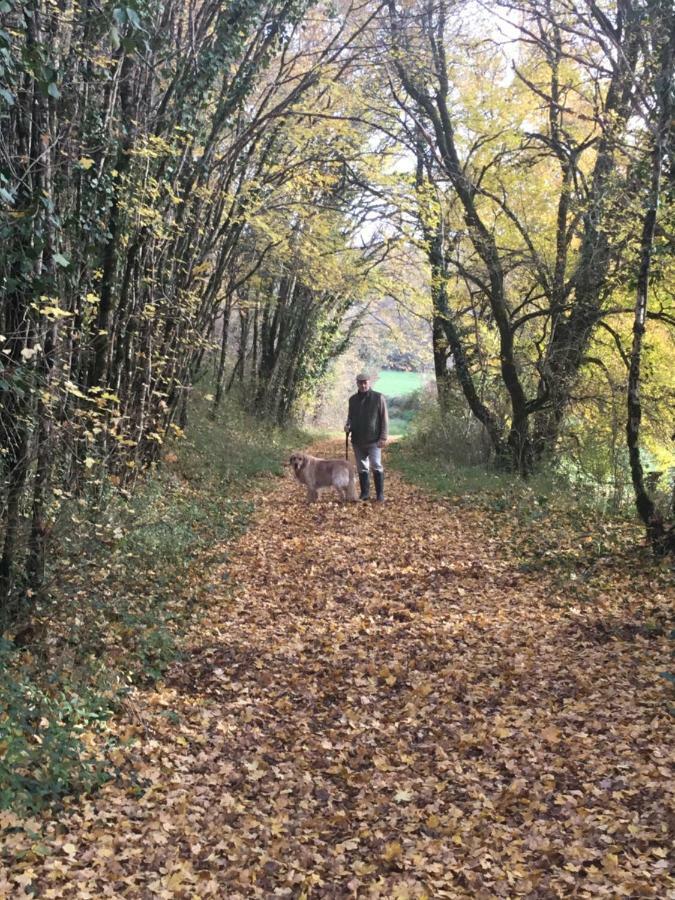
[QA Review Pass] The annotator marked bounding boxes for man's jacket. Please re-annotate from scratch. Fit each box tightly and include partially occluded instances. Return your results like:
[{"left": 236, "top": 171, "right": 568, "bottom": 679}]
[{"left": 346, "top": 390, "right": 388, "bottom": 446}]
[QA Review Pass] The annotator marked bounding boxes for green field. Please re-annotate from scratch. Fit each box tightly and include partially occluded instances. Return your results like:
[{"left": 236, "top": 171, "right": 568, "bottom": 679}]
[
  {"left": 373, "top": 370, "right": 429, "bottom": 397},
  {"left": 371, "top": 370, "right": 432, "bottom": 436}
]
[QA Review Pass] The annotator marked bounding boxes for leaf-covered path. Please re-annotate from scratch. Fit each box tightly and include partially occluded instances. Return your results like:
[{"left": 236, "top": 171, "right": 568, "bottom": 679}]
[{"left": 4, "top": 444, "right": 673, "bottom": 898}]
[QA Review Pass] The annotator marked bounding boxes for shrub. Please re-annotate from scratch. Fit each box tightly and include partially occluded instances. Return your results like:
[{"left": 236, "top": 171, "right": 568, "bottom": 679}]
[{"left": 404, "top": 388, "right": 493, "bottom": 468}]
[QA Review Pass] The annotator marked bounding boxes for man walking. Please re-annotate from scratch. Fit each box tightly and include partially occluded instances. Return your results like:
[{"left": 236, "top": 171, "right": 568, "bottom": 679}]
[{"left": 344, "top": 373, "right": 389, "bottom": 501}]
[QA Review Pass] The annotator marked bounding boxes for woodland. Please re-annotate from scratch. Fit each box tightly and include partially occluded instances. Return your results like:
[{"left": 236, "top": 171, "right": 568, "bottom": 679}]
[
  {"left": 0, "top": 0, "right": 674, "bottom": 895},
  {"left": 1, "top": 0, "right": 674, "bottom": 601}
]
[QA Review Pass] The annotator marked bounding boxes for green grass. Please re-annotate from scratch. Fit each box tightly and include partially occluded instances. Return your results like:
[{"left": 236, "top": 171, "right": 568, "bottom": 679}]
[
  {"left": 370, "top": 370, "right": 430, "bottom": 436},
  {"left": 373, "top": 370, "right": 430, "bottom": 397}
]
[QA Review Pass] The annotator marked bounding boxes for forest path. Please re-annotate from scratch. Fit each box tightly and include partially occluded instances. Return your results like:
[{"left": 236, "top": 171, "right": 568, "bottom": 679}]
[{"left": 7, "top": 441, "right": 673, "bottom": 899}]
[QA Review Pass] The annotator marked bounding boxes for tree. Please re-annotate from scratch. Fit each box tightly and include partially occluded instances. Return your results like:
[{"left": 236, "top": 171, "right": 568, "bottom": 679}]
[
  {"left": 625, "top": 0, "right": 675, "bottom": 554},
  {"left": 381, "top": 0, "right": 651, "bottom": 473}
]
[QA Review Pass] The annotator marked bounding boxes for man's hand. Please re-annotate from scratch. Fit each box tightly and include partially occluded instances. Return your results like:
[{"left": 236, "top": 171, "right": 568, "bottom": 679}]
[
  {"left": 344, "top": 425, "right": 351, "bottom": 434},
  {"left": 377, "top": 438, "right": 387, "bottom": 448}
]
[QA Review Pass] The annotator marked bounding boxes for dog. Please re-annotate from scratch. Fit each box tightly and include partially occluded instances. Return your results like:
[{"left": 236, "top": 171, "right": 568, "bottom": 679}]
[{"left": 289, "top": 452, "right": 358, "bottom": 502}]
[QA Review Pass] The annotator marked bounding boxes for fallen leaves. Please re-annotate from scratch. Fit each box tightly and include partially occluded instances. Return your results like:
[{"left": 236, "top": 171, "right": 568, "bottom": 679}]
[{"left": 1, "top": 441, "right": 673, "bottom": 897}]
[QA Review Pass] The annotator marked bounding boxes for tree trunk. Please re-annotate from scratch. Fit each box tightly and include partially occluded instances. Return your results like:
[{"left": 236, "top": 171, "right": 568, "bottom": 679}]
[
  {"left": 626, "top": 4, "right": 674, "bottom": 555},
  {"left": 213, "top": 298, "right": 233, "bottom": 412}
]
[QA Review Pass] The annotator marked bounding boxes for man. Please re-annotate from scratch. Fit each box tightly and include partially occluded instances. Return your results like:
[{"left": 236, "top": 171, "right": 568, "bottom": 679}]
[{"left": 344, "top": 373, "right": 389, "bottom": 501}]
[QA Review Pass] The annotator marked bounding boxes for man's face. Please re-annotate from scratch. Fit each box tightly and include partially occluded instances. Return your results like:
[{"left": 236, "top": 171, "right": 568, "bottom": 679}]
[{"left": 357, "top": 378, "right": 370, "bottom": 393}]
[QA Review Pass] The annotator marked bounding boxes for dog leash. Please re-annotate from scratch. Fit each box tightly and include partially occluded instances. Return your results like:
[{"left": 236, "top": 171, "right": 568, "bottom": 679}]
[{"left": 345, "top": 430, "right": 349, "bottom": 460}]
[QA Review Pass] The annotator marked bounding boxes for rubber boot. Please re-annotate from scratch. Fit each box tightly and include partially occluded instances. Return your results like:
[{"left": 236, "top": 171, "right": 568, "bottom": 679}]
[
  {"left": 358, "top": 471, "right": 370, "bottom": 500},
  {"left": 374, "top": 470, "right": 384, "bottom": 502}
]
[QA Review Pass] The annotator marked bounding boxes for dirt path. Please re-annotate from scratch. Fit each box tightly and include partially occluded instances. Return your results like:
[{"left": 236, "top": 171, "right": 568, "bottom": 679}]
[{"left": 3, "top": 443, "right": 673, "bottom": 898}]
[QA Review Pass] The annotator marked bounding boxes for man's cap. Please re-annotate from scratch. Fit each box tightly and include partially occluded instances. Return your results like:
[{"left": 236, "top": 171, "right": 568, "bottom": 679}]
[{"left": 356, "top": 372, "right": 370, "bottom": 382}]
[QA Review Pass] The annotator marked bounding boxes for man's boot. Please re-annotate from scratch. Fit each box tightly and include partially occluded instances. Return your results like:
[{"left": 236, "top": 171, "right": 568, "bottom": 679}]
[
  {"left": 358, "top": 471, "right": 370, "bottom": 500},
  {"left": 374, "top": 470, "right": 384, "bottom": 502}
]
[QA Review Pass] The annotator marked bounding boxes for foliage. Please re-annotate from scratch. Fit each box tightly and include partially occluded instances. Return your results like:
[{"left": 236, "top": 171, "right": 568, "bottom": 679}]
[
  {"left": 370, "top": 0, "right": 675, "bottom": 480},
  {"left": 0, "top": 646, "right": 111, "bottom": 814},
  {"left": 0, "top": 395, "right": 306, "bottom": 813}
]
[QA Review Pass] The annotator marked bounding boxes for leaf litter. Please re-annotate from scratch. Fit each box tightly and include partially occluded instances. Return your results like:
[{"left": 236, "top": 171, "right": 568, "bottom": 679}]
[{"left": 1, "top": 442, "right": 673, "bottom": 898}]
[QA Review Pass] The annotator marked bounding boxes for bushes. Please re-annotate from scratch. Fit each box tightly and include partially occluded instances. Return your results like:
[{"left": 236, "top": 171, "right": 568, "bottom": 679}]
[
  {"left": 0, "top": 644, "right": 111, "bottom": 813},
  {"left": 387, "top": 391, "right": 423, "bottom": 437},
  {"left": 402, "top": 388, "right": 493, "bottom": 468}
]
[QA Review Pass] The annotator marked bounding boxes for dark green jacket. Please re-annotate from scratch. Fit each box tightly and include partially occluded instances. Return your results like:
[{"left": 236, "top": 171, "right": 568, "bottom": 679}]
[{"left": 346, "top": 390, "right": 388, "bottom": 446}]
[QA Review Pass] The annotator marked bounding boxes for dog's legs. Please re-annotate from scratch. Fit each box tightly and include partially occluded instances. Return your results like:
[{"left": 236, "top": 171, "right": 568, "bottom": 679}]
[
  {"left": 348, "top": 471, "right": 357, "bottom": 501},
  {"left": 306, "top": 487, "right": 319, "bottom": 502}
]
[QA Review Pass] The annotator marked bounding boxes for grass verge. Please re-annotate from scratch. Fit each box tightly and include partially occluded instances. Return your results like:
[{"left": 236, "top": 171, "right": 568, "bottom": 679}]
[
  {"left": 0, "top": 395, "right": 306, "bottom": 815},
  {"left": 388, "top": 437, "right": 673, "bottom": 620}
]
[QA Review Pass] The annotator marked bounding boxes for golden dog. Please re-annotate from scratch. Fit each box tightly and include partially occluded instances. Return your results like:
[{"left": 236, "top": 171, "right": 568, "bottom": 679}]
[{"left": 289, "top": 452, "right": 358, "bottom": 501}]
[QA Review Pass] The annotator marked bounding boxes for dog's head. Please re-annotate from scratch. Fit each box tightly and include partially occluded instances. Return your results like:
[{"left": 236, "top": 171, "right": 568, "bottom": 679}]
[{"left": 289, "top": 452, "right": 309, "bottom": 474}]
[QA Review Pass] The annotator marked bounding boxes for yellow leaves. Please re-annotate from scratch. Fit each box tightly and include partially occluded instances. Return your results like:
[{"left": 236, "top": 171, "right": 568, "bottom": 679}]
[
  {"left": 382, "top": 840, "right": 403, "bottom": 863},
  {"left": 243, "top": 759, "right": 266, "bottom": 781},
  {"left": 413, "top": 679, "right": 433, "bottom": 698},
  {"left": 78, "top": 157, "right": 95, "bottom": 170},
  {"left": 98, "top": 391, "right": 120, "bottom": 404},
  {"left": 129, "top": 134, "right": 178, "bottom": 160},
  {"left": 603, "top": 852, "right": 621, "bottom": 872},
  {"left": 135, "top": 204, "right": 163, "bottom": 228},
  {"left": 164, "top": 184, "right": 183, "bottom": 206},
  {"left": 164, "top": 867, "right": 190, "bottom": 890},
  {"left": 393, "top": 788, "right": 413, "bottom": 803},
  {"left": 269, "top": 816, "right": 286, "bottom": 836},
  {"left": 91, "top": 54, "right": 114, "bottom": 69},
  {"left": 351, "top": 859, "right": 376, "bottom": 876},
  {"left": 41, "top": 305, "right": 73, "bottom": 319},
  {"left": 379, "top": 665, "right": 398, "bottom": 686},
  {"left": 64, "top": 381, "right": 87, "bottom": 399},
  {"left": 147, "top": 862, "right": 196, "bottom": 896},
  {"left": 13, "top": 867, "right": 35, "bottom": 887},
  {"left": 336, "top": 837, "right": 360, "bottom": 853}
]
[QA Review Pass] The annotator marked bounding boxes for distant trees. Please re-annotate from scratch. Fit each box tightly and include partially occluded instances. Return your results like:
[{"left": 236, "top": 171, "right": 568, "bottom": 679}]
[{"left": 207, "top": 78, "right": 392, "bottom": 423}]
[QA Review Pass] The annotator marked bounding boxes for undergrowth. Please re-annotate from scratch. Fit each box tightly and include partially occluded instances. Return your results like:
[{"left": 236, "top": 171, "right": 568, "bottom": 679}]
[{"left": 0, "top": 395, "right": 306, "bottom": 814}]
